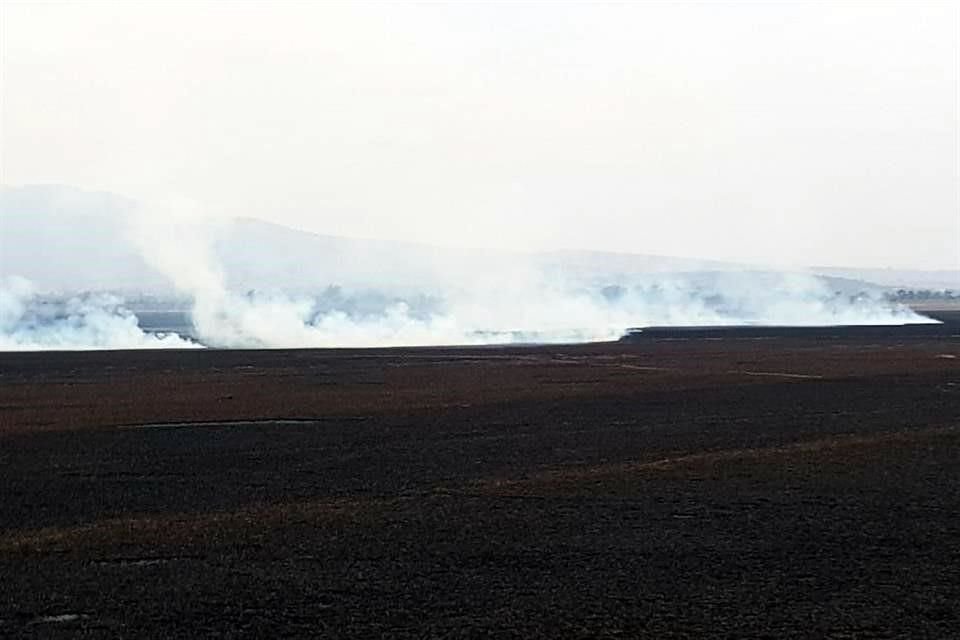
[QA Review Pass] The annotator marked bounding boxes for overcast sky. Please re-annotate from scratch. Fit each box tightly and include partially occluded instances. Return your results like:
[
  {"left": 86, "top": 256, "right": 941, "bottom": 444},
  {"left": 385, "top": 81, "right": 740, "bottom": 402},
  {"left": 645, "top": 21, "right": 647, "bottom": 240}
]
[{"left": 1, "top": 1, "right": 957, "bottom": 269}]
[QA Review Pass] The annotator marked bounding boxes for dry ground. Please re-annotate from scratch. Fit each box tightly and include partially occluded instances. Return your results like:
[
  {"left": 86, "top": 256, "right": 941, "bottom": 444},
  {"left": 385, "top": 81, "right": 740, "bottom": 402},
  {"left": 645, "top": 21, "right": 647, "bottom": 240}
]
[{"left": 1, "top": 331, "right": 959, "bottom": 638}]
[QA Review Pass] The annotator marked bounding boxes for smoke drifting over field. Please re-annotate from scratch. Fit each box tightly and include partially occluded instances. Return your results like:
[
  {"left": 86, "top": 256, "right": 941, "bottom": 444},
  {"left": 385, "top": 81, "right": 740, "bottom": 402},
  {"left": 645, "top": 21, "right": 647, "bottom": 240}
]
[
  {"left": 0, "top": 276, "right": 196, "bottom": 351},
  {"left": 0, "top": 274, "right": 933, "bottom": 351},
  {"left": 0, "top": 201, "right": 934, "bottom": 351}
]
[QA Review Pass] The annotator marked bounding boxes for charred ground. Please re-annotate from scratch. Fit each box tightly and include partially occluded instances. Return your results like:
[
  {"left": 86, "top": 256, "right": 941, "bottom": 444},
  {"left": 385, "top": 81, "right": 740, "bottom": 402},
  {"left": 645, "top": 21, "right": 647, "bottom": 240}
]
[{"left": 1, "top": 327, "right": 959, "bottom": 638}]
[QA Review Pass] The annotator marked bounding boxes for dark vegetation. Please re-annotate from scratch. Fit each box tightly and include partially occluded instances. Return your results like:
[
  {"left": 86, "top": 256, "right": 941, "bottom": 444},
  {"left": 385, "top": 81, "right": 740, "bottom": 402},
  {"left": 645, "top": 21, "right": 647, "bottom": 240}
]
[
  {"left": 887, "top": 289, "right": 957, "bottom": 302},
  {"left": 1, "top": 328, "right": 959, "bottom": 637}
]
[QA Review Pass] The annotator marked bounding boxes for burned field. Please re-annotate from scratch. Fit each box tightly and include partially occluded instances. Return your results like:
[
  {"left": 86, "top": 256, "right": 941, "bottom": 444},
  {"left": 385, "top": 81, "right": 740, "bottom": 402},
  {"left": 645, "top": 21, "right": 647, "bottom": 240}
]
[{"left": 1, "top": 329, "right": 959, "bottom": 638}]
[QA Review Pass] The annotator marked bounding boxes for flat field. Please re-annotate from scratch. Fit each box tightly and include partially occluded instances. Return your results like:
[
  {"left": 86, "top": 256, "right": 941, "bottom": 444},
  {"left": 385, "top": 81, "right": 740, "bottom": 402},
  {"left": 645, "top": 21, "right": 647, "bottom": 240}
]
[{"left": 2, "top": 327, "right": 959, "bottom": 637}]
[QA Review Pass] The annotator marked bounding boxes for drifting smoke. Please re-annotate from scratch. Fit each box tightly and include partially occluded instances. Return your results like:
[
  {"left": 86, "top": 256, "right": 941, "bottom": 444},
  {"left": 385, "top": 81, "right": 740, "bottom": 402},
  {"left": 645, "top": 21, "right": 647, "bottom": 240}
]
[
  {"left": 0, "top": 276, "right": 197, "bottom": 350},
  {"left": 128, "top": 206, "right": 627, "bottom": 347},
  {"left": 0, "top": 202, "right": 935, "bottom": 351},
  {"left": 124, "top": 203, "right": 931, "bottom": 349}
]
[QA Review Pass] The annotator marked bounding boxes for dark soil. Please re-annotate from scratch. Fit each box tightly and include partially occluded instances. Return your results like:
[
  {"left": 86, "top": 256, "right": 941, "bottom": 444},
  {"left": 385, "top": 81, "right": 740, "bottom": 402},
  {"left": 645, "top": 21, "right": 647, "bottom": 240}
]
[{"left": 1, "top": 331, "right": 959, "bottom": 638}]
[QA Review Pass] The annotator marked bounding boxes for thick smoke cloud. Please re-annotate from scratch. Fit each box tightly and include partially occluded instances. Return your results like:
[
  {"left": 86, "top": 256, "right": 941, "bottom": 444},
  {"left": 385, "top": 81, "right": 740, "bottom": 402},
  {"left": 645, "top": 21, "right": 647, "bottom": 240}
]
[
  {"left": 0, "top": 276, "right": 197, "bottom": 350},
  {"left": 125, "top": 205, "right": 931, "bottom": 349},
  {"left": 0, "top": 202, "right": 935, "bottom": 352}
]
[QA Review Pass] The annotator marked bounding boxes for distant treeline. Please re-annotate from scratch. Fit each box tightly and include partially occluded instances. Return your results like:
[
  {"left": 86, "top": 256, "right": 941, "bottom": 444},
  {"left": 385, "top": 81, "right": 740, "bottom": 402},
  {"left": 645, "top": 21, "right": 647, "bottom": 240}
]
[{"left": 885, "top": 289, "right": 957, "bottom": 301}]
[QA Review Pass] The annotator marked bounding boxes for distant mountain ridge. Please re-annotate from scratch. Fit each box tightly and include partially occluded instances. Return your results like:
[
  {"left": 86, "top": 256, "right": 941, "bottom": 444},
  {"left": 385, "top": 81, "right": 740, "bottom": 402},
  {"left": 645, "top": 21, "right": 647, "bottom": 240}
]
[{"left": 2, "top": 184, "right": 957, "bottom": 294}]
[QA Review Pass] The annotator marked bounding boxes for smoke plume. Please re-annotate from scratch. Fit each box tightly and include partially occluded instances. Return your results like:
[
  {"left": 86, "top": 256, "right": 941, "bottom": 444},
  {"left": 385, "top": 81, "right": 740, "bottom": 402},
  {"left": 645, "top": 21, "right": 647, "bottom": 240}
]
[
  {"left": 0, "top": 200, "right": 936, "bottom": 351},
  {"left": 0, "top": 276, "right": 197, "bottom": 350},
  {"left": 124, "top": 203, "right": 932, "bottom": 349}
]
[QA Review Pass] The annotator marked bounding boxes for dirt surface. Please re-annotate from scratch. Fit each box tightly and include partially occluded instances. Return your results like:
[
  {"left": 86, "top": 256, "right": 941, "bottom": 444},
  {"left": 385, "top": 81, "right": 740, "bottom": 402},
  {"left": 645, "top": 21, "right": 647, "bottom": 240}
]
[{"left": 2, "top": 331, "right": 960, "bottom": 638}]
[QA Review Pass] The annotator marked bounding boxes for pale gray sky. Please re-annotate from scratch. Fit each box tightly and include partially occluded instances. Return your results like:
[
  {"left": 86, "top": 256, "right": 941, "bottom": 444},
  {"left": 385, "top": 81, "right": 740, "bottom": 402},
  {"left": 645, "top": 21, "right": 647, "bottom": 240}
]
[{"left": 1, "top": 1, "right": 958, "bottom": 269}]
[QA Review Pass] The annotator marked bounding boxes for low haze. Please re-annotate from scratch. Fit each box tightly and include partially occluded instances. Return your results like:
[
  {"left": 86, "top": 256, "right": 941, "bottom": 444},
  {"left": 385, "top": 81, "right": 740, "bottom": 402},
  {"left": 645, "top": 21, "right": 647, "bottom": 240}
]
[{"left": 2, "top": 1, "right": 957, "bottom": 268}]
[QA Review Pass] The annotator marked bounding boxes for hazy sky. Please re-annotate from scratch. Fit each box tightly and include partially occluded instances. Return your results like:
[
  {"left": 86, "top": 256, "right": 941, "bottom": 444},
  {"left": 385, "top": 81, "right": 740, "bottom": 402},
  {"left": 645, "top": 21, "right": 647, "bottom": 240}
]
[{"left": 1, "top": 1, "right": 958, "bottom": 269}]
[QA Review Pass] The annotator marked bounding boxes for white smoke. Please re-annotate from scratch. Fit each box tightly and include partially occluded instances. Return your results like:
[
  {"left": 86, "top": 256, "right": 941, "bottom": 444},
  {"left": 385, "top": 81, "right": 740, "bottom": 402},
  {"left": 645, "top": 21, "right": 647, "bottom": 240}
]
[
  {"left": 122, "top": 201, "right": 932, "bottom": 349},
  {"left": 0, "top": 276, "right": 197, "bottom": 351},
  {"left": 0, "top": 200, "right": 935, "bottom": 351}
]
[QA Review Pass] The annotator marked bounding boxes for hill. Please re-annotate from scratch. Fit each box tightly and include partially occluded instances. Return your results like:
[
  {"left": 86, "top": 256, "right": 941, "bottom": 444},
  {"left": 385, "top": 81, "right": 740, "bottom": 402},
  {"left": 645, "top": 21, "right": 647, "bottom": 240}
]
[{"left": 2, "top": 185, "right": 955, "bottom": 294}]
